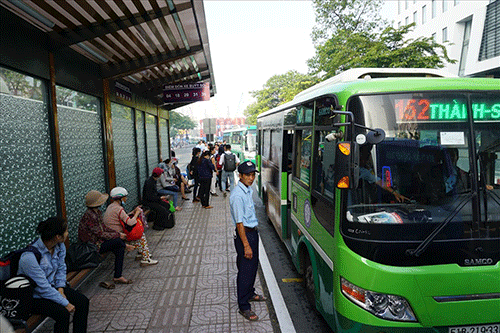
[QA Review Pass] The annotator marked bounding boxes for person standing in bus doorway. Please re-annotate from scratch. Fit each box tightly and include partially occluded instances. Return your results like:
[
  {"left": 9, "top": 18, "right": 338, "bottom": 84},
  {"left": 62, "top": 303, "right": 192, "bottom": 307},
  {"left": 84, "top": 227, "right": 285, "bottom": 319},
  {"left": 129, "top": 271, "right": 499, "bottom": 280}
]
[
  {"left": 220, "top": 144, "right": 240, "bottom": 197},
  {"left": 230, "top": 161, "right": 267, "bottom": 321}
]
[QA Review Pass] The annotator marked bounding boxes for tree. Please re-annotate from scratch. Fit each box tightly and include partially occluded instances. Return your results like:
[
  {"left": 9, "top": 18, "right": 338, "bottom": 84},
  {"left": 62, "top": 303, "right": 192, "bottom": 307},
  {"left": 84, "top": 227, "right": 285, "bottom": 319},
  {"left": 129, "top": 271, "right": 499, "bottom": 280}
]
[
  {"left": 311, "top": 0, "right": 386, "bottom": 44},
  {"left": 308, "top": 24, "right": 456, "bottom": 79},
  {"left": 169, "top": 110, "right": 196, "bottom": 137},
  {"left": 244, "top": 71, "right": 319, "bottom": 124}
]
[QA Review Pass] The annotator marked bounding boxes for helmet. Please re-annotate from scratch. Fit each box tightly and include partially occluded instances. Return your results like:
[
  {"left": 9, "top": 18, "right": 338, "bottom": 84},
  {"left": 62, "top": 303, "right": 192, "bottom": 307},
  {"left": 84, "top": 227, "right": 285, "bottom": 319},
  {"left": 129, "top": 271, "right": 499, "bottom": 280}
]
[{"left": 110, "top": 187, "right": 128, "bottom": 199}]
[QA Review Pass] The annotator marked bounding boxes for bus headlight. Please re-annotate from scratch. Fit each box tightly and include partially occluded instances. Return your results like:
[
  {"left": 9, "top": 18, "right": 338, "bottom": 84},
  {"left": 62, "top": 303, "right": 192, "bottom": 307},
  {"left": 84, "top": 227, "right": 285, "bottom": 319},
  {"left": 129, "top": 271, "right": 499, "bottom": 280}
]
[{"left": 341, "top": 277, "right": 417, "bottom": 322}]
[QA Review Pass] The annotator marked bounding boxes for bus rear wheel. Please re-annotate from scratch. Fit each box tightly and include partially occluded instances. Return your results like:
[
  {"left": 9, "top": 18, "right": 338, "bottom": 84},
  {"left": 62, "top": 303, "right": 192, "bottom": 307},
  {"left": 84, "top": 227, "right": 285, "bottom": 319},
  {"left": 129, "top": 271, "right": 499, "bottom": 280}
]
[{"left": 304, "top": 256, "right": 315, "bottom": 307}]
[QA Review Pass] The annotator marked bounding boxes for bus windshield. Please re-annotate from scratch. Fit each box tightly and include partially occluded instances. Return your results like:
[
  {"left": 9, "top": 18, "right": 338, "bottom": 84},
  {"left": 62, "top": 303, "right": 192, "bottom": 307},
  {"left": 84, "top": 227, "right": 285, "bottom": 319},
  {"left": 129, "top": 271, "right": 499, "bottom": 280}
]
[{"left": 345, "top": 91, "right": 500, "bottom": 242}]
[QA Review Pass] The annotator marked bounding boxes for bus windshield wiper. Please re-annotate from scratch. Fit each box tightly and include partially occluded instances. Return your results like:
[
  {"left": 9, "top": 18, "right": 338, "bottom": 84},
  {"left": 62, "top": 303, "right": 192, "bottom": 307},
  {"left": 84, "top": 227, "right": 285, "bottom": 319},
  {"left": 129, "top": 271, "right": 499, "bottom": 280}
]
[{"left": 406, "top": 192, "right": 474, "bottom": 257}]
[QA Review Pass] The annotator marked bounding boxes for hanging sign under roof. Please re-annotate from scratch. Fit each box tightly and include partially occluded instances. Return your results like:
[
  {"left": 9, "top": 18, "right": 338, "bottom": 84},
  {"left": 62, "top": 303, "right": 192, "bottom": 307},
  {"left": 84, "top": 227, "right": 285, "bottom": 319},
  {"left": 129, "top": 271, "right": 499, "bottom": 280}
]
[{"left": 163, "top": 82, "right": 210, "bottom": 103}]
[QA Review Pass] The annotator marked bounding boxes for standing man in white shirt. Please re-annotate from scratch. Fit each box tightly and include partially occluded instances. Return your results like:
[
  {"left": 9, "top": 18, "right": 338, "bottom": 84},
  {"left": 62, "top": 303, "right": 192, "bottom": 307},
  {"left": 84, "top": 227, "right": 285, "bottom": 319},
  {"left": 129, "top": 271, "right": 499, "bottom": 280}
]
[{"left": 219, "top": 144, "right": 240, "bottom": 197}]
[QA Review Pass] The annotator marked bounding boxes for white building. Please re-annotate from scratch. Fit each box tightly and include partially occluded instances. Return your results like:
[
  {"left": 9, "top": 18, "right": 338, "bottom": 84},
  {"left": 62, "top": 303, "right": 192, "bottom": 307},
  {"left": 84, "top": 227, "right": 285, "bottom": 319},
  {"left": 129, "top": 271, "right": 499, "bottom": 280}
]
[{"left": 386, "top": 0, "right": 500, "bottom": 77}]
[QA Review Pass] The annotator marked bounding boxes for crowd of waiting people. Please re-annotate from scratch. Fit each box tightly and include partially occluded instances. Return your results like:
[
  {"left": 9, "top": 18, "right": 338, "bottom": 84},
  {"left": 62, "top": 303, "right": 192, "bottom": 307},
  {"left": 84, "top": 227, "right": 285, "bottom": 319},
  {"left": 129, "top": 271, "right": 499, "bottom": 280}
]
[{"left": 4, "top": 140, "right": 242, "bottom": 332}]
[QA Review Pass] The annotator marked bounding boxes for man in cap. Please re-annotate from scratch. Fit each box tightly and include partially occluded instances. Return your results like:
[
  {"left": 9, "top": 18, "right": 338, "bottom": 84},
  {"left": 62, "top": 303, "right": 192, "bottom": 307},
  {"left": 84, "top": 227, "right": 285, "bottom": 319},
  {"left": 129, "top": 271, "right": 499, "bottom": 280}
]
[{"left": 230, "top": 161, "right": 266, "bottom": 321}]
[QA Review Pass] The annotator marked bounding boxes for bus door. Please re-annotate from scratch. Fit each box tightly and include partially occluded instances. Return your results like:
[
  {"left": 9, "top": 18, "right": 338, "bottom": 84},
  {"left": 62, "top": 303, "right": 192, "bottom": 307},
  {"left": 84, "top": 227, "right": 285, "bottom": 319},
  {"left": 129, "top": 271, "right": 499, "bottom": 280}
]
[{"left": 283, "top": 129, "right": 294, "bottom": 240}]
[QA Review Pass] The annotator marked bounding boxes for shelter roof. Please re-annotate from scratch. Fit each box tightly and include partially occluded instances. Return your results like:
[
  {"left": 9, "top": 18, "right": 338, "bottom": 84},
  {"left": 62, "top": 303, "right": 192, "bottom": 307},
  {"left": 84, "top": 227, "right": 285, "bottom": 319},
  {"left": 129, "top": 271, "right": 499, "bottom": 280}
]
[{"left": 0, "top": 0, "right": 215, "bottom": 106}]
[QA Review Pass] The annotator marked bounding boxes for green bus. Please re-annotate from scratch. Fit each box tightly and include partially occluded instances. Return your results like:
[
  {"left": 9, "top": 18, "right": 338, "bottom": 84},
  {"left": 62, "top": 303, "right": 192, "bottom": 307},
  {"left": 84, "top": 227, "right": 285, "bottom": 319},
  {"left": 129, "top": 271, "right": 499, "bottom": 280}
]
[
  {"left": 257, "top": 68, "right": 500, "bottom": 332},
  {"left": 222, "top": 125, "right": 257, "bottom": 163}
]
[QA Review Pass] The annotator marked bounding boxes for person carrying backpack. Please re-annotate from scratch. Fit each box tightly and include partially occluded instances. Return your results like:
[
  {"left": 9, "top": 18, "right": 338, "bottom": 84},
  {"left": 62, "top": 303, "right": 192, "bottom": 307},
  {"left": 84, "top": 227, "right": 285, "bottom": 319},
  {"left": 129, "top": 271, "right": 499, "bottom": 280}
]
[
  {"left": 219, "top": 144, "right": 240, "bottom": 197},
  {"left": 17, "top": 217, "right": 89, "bottom": 333}
]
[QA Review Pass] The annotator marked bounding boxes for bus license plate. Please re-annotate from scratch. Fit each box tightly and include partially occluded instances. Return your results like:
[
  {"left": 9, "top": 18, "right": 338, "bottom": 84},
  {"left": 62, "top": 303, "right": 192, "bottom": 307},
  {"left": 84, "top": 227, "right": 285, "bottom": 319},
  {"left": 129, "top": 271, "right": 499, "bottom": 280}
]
[{"left": 449, "top": 324, "right": 500, "bottom": 333}]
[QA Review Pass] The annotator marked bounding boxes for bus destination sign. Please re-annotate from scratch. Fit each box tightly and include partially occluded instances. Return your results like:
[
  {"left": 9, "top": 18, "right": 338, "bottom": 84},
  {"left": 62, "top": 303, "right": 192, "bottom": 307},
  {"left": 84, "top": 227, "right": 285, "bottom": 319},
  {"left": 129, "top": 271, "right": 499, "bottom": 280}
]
[{"left": 395, "top": 99, "right": 500, "bottom": 122}]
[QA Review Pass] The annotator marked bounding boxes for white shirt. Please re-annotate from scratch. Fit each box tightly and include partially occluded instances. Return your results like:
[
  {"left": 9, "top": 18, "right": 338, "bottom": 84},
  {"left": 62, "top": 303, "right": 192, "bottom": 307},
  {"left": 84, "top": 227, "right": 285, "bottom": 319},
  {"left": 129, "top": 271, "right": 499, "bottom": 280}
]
[{"left": 219, "top": 151, "right": 240, "bottom": 166}]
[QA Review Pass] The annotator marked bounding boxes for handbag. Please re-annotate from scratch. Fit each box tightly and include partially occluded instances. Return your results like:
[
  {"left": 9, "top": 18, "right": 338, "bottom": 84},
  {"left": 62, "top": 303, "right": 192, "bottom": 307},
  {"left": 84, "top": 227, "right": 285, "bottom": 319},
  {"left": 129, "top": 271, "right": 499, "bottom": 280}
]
[
  {"left": 65, "top": 242, "right": 103, "bottom": 272},
  {"left": 120, "top": 209, "right": 145, "bottom": 241}
]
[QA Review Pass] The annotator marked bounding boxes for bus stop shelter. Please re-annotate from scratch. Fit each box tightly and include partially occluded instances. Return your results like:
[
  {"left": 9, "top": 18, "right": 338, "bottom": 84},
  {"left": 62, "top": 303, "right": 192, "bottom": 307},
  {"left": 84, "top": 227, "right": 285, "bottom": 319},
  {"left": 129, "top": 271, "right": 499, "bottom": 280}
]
[{"left": 0, "top": 0, "right": 216, "bottom": 255}]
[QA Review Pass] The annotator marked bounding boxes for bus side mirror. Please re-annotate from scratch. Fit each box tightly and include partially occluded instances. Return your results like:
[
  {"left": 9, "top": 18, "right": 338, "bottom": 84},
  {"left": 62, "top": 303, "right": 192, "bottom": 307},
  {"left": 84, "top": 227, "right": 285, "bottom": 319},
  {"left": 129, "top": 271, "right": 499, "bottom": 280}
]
[{"left": 335, "top": 142, "right": 359, "bottom": 189}]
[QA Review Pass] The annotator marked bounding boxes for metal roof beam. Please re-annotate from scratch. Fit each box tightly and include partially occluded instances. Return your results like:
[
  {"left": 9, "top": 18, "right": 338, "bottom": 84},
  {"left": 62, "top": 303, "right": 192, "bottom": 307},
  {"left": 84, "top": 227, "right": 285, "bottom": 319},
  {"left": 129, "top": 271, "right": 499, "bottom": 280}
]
[
  {"left": 48, "top": 2, "right": 192, "bottom": 47},
  {"left": 103, "top": 44, "right": 204, "bottom": 79}
]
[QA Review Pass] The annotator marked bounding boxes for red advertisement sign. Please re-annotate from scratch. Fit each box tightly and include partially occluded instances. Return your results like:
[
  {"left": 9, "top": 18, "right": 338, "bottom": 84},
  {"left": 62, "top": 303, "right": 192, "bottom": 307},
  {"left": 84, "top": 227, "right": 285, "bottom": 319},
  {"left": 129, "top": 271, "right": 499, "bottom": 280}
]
[{"left": 163, "top": 82, "right": 210, "bottom": 103}]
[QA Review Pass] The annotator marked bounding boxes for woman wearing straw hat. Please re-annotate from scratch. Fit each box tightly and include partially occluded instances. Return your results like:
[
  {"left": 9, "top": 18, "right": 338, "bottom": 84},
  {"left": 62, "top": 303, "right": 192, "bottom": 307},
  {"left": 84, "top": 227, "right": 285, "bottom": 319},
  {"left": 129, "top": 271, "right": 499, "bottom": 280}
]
[{"left": 78, "top": 190, "right": 133, "bottom": 286}]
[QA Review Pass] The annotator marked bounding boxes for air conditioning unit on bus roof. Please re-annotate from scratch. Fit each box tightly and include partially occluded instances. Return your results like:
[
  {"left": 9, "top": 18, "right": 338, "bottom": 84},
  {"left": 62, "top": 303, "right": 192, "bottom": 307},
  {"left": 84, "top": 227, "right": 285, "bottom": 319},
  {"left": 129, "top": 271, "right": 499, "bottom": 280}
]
[{"left": 296, "top": 68, "right": 455, "bottom": 99}]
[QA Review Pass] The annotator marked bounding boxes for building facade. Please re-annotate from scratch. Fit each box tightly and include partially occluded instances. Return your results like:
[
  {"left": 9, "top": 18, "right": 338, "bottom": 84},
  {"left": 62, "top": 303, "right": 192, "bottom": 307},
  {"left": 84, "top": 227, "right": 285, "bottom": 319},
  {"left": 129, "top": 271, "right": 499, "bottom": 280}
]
[{"left": 389, "top": 0, "right": 499, "bottom": 77}]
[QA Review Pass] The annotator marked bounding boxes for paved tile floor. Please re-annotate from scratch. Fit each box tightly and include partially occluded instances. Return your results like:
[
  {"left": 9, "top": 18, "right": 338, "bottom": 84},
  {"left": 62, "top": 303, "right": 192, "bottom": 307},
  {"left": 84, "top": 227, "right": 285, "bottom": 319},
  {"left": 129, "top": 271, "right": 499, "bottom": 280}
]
[{"left": 34, "top": 190, "right": 276, "bottom": 333}]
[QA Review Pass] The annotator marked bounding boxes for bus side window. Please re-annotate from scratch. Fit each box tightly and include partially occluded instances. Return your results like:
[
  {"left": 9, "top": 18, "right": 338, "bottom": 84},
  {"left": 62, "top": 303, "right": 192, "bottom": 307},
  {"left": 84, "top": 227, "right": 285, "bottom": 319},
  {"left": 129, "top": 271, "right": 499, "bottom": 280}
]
[
  {"left": 294, "top": 129, "right": 312, "bottom": 187},
  {"left": 314, "top": 131, "right": 336, "bottom": 199}
]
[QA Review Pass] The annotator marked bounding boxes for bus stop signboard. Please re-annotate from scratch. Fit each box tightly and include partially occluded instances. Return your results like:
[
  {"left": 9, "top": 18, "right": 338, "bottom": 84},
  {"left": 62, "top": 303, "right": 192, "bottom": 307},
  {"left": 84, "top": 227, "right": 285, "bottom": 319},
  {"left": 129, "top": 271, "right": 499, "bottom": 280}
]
[{"left": 163, "top": 82, "right": 210, "bottom": 103}]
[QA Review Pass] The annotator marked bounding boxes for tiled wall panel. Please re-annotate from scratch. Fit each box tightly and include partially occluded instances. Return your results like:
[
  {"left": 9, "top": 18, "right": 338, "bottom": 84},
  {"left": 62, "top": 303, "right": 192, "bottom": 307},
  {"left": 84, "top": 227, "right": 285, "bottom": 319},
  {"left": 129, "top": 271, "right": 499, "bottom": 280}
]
[
  {"left": 136, "top": 111, "right": 148, "bottom": 195},
  {"left": 58, "top": 105, "right": 106, "bottom": 242},
  {"left": 0, "top": 94, "right": 57, "bottom": 255},
  {"left": 111, "top": 103, "right": 139, "bottom": 211},
  {"left": 146, "top": 114, "right": 159, "bottom": 176}
]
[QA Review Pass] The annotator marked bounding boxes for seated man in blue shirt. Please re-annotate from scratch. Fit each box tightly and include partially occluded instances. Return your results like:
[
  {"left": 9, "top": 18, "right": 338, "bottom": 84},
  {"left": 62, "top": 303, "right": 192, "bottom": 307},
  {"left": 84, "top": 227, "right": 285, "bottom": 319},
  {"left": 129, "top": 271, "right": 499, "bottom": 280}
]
[
  {"left": 18, "top": 217, "right": 89, "bottom": 333},
  {"left": 230, "top": 161, "right": 267, "bottom": 321}
]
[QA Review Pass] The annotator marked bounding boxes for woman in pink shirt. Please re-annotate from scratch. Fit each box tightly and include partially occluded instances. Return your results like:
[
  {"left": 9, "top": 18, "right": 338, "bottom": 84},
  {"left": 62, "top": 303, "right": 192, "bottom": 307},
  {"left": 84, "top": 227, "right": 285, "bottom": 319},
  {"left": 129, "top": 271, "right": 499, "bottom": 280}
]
[{"left": 103, "top": 187, "right": 158, "bottom": 266}]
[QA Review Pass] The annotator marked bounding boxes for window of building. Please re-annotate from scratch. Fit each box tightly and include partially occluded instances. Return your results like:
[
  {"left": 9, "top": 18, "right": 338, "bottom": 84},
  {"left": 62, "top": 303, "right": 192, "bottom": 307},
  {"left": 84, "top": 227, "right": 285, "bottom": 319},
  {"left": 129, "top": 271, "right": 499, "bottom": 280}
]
[
  {"left": 405, "top": 0, "right": 408, "bottom": 10},
  {"left": 422, "top": 5, "right": 427, "bottom": 24},
  {"left": 405, "top": 16, "right": 409, "bottom": 25},
  {"left": 454, "top": 0, "right": 460, "bottom": 6},
  {"left": 398, "top": 21, "right": 402, "bottom": 28},
  {"left": 442, "top": 0, "right": 448, "bottom": 12},
  {"left": 432, "top": 32, "right": 437, "bottom": 41},
  {"left": 432, "top": 0, "right": 437, "bottom": 18},
  {"left": 459, "top": 20, "right": 472, "bottom": 76},
  {"left": 442, "top": 26, "right": 448, "bottom": 42},
  {"left": 398, "top": 0, "right": 401, "bottom": 14},
  {"left": 413, "top": 11, "right": 417, "bottom": 24}
]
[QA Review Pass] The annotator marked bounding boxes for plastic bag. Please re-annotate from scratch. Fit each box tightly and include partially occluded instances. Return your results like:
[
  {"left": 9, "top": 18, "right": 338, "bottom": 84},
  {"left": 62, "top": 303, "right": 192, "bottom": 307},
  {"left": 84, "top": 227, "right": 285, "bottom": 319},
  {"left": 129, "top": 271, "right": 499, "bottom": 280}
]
[
  {"left": 65, "top": 242, "right": 102, "bottom": 272},
  {"left": 122, "top": 213, "right": 145, "bottom": 241}
]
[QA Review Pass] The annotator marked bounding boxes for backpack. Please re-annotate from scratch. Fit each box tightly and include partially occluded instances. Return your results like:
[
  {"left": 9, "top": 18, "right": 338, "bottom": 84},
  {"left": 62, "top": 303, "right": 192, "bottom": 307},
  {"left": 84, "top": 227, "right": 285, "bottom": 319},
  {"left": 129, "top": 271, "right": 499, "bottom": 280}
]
[
  {"left": 0, "top": 244, "right": 41, "bottom": 324},
  {"left": 224, "top": 153, "right": 236, "bottom": 172},
  {"left": 0, "top": 245, "right": 41, "bottom": 282}
]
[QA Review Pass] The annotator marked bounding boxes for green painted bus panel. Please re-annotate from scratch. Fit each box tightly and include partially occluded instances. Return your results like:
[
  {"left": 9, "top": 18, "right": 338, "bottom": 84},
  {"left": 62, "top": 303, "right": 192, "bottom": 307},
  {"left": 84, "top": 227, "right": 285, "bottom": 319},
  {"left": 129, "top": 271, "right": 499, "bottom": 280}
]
[
  {"left": 291, "top": 181, "right": 335, "bottom": 262},
  {"left": 280, "top": 172, "right": 288, "bottom": 201},
  {"left": 313, "top": 248, "right": 335, "bottom": 327},
  {"left": 335, "top": 310, "right": 455, "bottom": 332},
  {"left": 333, "top": 243, "right": 500, "bottom": 328}
]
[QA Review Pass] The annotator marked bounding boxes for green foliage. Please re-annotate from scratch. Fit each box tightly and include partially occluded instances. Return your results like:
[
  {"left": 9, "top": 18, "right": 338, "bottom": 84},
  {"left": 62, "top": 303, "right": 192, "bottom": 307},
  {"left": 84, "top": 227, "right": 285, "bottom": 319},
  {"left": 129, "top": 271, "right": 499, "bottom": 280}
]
[
  {"left": 308, "top": 24, "right": 457, "bottom": 79},
  {"left": 311, "top": 0, "right": 386, "bottom": 44},
  {"left": 169, "top": 110, "right": 196, "bottom": 136},
  {"left": 0, "top": 68, "right": 43, "bottom": 100},
  {"left": 244, "top": 71, "right": 319, "bottom": 125}
]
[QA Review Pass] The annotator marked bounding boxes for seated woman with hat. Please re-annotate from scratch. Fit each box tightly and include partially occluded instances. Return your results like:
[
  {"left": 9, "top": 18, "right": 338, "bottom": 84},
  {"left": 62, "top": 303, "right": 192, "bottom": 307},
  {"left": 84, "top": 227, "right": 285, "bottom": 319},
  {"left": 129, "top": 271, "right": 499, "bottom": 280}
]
[{"left": 78, "top": 190, "right": 133, "bottom": 286}]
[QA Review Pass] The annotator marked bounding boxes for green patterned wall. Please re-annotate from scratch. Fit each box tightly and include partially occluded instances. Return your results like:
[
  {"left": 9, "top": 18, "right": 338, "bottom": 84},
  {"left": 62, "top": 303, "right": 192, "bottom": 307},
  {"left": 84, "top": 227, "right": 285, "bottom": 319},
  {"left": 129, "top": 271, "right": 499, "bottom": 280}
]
[
  {"left": 0, "top": 92, "right": 57, "bottom": 256},
  {"left": 136, "top": 111, "right": 148, "bottom": 194},
  {"left": 57, "top": 88, "right": 106, "bottom": 243},
  {"left": 146, "top": 114, "right": 159, "bottom": 176},
  {"left": 160, "top": 118, "right": 170, "bottom": 161},
  {"left": 111, "top": 103, "right": 139, "bottom": 211}
]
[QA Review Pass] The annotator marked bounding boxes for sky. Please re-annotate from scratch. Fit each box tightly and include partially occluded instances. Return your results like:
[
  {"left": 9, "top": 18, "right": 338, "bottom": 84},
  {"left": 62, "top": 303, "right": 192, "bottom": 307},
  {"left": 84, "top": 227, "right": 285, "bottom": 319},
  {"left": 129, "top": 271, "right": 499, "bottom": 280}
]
[{"left": 175, "top": 1, "right": 317, "bottom": 120}]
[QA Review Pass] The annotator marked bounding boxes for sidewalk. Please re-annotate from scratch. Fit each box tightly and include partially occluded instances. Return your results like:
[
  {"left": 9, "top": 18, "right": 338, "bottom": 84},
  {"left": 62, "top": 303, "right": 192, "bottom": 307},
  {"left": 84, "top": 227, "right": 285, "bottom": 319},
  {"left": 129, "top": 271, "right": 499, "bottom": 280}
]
[{"left": 35, "top": 190, "right": 276, "bottom": 333}]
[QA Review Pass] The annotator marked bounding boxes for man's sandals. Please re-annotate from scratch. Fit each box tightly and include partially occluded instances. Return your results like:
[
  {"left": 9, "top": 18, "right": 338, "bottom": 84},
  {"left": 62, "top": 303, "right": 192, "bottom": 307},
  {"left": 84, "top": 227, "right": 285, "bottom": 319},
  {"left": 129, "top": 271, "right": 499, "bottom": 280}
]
[
  {"left": 239, "top": 294, "right": 267, "bottom": 321},
  {"left": 249, "top": 294, "right": 267, "bottom": 302},
  {"left": 239, "top": 309, "right": 258, "bottom": 321}
]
